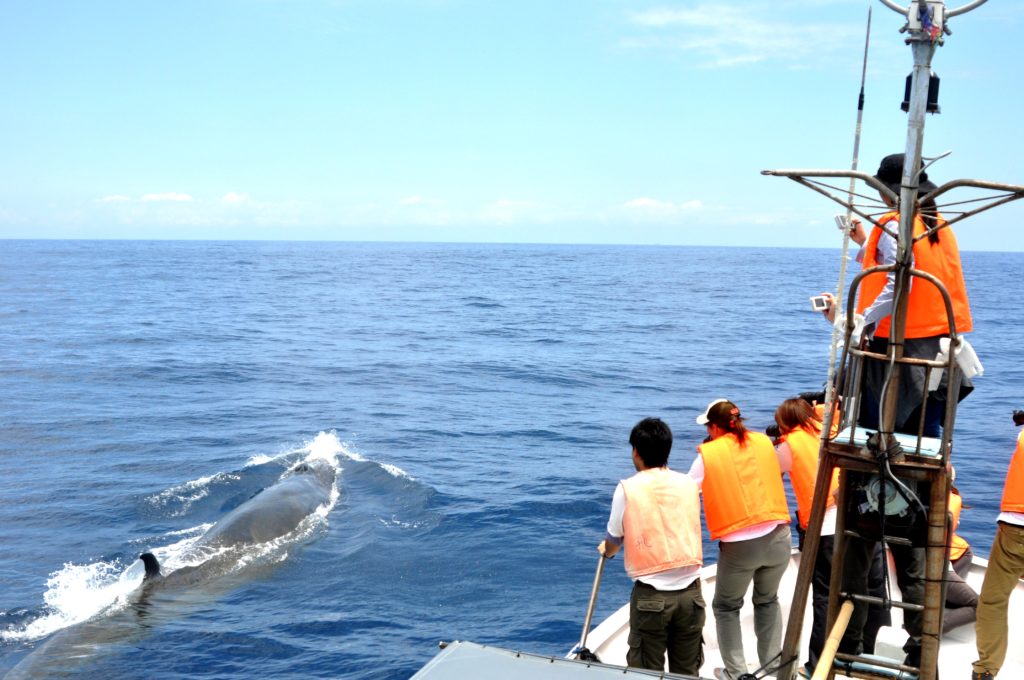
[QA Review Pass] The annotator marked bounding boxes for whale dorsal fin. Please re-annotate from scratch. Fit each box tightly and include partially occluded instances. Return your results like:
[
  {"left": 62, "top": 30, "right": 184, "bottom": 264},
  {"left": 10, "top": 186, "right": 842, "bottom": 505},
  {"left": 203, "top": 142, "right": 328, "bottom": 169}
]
[{"left": 140, "top": 552, "right": 161, "bottom": 580}]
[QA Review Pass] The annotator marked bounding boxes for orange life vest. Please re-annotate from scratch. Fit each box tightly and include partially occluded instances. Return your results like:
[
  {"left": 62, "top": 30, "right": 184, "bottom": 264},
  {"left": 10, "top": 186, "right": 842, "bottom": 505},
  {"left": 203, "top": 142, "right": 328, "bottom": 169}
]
[
  {"left": 699, "top": 431, "right": 790, "bottom": 540},
  {"left": 620, "top": 468, "right": 702, "bottom": 578},
  {"left": 784, "top": 425, "right": 839, "bottom": 529},
  {"left": 948, "top": 489, "right": 969, "bottom": 562},
  {"left": 1000, "top": 430, "right": 1024, "bottom": 513},
  {"left": 856, "top": 212, "right": 972, "bottom": 339},
  {"left": 813, "top": 402, "right": 841, "bottom": 438}
]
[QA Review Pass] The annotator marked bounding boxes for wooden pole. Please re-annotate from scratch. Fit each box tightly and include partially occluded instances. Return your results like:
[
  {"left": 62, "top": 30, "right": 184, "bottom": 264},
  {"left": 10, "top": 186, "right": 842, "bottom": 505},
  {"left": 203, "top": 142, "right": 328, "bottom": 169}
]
[{"left": 812, "top": 600, "right": 855, "bottom": 680}]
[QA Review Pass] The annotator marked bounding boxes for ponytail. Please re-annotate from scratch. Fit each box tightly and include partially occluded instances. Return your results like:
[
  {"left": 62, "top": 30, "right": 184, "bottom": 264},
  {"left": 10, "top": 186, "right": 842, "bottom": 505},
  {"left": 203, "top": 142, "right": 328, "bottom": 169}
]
[{"left": 710, "top": 404, "right": 748, "bottom": 445}]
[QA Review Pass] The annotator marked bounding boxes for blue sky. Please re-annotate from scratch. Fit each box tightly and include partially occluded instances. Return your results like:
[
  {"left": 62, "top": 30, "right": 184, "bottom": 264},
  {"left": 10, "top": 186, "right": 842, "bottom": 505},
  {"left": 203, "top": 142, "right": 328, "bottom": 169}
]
[{"left": 2, "top": 0, "right": 1022, "bottom": 249}]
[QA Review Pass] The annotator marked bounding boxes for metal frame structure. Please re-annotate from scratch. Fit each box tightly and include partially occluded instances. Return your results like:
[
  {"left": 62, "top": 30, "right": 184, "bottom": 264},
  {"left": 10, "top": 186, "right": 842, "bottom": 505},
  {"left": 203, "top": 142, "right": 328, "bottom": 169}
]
[{"left": 765, "top": 2, "right": 1022, "bottom": 679}]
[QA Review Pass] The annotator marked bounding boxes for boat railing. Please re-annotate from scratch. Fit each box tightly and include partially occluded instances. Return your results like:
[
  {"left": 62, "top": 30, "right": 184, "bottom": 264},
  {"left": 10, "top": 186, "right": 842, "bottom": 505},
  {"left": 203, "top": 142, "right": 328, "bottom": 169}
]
[{"left": 828, "top": 261, "right": 963, "bottom": 467}]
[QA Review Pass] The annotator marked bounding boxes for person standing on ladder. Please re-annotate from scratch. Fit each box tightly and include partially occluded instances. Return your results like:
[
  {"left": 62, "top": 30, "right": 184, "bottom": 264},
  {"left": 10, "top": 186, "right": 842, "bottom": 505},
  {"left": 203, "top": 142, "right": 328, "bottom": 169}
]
[
  {"left": 598, "top": 417, "right": 705, "bottom": 676},
  {"left": 822, "top": 152, "right": 974, "bottom": 671},
  {"left": 972, "top": 412, "right": 1024, "bottom": 680},
  {"left": 824, "top": 153, "right": 974, "bottom": 436}
]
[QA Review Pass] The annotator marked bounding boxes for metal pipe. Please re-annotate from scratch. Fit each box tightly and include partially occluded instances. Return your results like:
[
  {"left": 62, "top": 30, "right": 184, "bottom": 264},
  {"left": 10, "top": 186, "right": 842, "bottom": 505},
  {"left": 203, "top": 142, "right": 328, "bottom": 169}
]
[{"left": 575, "top": 554, "right": 608, "bottom": 658}]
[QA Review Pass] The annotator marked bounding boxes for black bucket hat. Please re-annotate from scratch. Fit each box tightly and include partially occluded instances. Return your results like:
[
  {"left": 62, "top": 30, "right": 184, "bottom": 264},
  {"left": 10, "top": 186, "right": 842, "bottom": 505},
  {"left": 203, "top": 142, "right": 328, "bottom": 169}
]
[{"left": 874, "top": 153, "right": 938, "bottom": 195}]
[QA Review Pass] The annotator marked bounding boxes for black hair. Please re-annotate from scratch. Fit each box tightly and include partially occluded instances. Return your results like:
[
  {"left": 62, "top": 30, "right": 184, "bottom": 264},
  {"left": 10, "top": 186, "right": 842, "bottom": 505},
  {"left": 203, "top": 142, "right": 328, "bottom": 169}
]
[{"left": 629, "top": 417, "right": 673, "bottom": 468}]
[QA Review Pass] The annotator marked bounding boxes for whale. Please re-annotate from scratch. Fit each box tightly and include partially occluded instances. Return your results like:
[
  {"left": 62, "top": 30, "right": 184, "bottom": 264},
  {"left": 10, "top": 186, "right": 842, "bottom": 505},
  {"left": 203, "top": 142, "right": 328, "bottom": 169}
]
[
  {"left": 140, "top": 457, "right": 337, "bottom": 583},
  {"left": 4, "top": 458, "right": 337, "bottom": 679}
]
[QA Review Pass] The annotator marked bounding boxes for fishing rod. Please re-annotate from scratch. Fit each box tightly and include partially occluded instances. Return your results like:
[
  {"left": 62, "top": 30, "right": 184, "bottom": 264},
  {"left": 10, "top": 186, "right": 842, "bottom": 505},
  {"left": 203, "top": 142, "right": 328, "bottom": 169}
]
[{"left": 822, "top": 4, "right": 872, "bottom": 429}]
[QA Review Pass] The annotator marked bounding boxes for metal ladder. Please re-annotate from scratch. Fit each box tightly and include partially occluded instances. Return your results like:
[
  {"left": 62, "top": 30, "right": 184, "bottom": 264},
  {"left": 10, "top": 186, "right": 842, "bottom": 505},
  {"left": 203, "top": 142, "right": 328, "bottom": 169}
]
[
  {"left": 778, "top": 262, "right": 961, "bottom": 680},
  {"left": 764, "top": 3, "right": 1024, "bottom": 676}
]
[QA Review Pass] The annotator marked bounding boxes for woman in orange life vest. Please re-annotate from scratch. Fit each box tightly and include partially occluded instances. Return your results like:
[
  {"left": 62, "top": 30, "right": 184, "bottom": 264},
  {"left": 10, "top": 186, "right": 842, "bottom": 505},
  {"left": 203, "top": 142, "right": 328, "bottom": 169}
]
[
  {"left": 943, "top": 475, "right": 978, "bottom": 633},
  {"left": 773, "top": 398, "right": 890, "bottom": 677},
  {"left": 775, "top": 398, "right": 836, "bottom": 676},
  {"left": 688, "top": 399, "right": 791, "bottom": 680},
  {"left": 823, "top": 152, "right": 973, "bottom": 437}
]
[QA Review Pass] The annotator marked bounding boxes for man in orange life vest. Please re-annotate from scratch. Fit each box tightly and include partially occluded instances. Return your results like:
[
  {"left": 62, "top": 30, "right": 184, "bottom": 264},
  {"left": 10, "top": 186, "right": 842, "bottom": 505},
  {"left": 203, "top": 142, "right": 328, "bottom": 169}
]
[
  {"left": 972, "top": 412, "right": 1024, "bottom": 680},
  {"left": 599, "top": 417, "right": 705, "bottom": 676},
  {"left": 689, "top": 399, "right": 791, "bottom": 680}
]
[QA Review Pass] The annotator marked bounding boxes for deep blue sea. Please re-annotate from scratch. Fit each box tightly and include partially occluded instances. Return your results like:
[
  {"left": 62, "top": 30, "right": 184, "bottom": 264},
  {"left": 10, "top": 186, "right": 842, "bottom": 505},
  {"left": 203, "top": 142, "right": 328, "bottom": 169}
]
[{"left": 1, "top": 241, "right": 1021, "bottom": 679}]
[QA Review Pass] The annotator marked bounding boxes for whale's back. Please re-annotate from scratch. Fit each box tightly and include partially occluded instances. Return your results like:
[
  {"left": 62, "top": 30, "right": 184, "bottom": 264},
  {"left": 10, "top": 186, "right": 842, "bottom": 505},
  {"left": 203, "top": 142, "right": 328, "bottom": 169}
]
[{"left": 197, "top": 473, "right": 332, "bottom": 548}]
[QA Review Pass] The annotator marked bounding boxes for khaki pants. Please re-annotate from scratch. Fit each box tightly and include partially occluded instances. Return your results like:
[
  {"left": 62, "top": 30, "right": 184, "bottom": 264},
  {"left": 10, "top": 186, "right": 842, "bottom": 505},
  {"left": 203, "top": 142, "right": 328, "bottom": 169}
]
[
  {"left": 713, "top": 524, "right": 792, "bottom": 680},
  {"left": 973, "top": 522, "right": 1024, "bottom": 676},
  {"left": 627, "top": 578, "right": 705, "bottom": 676}
]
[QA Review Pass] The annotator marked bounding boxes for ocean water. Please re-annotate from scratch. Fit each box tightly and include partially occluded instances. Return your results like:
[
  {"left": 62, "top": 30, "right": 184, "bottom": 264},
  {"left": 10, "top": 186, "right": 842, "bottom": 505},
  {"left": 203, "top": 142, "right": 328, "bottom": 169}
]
[{"left": 1, "top": 240, "right": 1021, "bottom": 679}]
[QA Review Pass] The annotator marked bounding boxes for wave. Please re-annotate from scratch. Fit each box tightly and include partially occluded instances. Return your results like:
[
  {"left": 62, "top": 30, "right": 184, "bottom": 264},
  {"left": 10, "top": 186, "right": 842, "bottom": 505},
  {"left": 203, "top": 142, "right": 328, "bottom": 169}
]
[{"left": 145, "top": 472, "right": 241, "bottom": 516}]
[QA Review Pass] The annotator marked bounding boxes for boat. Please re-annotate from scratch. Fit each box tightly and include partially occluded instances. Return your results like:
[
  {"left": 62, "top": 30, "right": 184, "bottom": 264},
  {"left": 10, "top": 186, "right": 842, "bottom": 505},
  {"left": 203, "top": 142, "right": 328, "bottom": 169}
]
[
  {"left": 412, "top": 551, "right": 1024, "bottom": 679},
  {"left": 414, "top": 2, "right": 1024, "bottom": 678}
]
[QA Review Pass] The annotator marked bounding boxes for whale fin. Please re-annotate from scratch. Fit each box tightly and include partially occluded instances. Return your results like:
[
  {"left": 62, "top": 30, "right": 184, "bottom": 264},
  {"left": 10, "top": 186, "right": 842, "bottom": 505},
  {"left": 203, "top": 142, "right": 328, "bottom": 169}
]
[{"left": 140, "top": 552, "right": 162, "bottom": 580}]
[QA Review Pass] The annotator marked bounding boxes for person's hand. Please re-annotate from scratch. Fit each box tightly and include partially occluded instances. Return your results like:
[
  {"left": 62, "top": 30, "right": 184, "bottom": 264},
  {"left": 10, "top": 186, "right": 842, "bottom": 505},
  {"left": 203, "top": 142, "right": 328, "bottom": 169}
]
[
  {"left": 849, "top": 218, "right": 867, "bottom": 246},
  {"left": 820, "top": 292, "right": 837, "bottom": 323},
  {"left": 597, "top": 540, "right": 620, "bottom": 558}
]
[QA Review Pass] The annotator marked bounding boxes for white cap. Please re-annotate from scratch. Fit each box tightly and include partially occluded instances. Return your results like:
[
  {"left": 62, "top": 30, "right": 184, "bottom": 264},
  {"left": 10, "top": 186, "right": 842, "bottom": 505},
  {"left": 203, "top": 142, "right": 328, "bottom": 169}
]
[{"left": 696, "top": 399, "right": 729, "bottom": 425}]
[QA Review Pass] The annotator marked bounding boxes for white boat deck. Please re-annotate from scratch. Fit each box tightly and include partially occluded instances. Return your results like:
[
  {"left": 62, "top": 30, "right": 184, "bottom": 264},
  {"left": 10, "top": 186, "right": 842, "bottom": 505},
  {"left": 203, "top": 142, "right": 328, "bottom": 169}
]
[{"left": 583, "top": 551, "right": 1024, "bottom": 679}]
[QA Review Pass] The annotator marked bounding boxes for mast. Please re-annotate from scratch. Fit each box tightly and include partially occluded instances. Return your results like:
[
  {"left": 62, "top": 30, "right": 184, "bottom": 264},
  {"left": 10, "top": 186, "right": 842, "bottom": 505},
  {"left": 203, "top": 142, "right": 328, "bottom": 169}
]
[{"left": 764, "top": 3, "right": 1018, "bottom": 680}]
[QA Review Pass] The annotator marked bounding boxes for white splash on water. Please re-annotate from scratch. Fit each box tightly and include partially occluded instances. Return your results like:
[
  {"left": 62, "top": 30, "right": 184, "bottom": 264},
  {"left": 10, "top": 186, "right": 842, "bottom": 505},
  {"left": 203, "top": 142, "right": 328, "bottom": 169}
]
[
  {"left": 4, "top": 432, "right": 349, "bottom": 643},
  {"left": 380, "top": 462, "right": 414, "bottom": 479},
  {"left": 145, "top": 472, "right": 241, "bottom": 516},
  {"left": 1, "top": 528, "right": 208, "bottom": 643}
]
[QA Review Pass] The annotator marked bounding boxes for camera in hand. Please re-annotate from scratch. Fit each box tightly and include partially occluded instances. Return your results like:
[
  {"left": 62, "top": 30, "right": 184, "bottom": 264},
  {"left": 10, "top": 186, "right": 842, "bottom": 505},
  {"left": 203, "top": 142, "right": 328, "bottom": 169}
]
[
  {"left": 765, "top": 424, "right": 781, "bottom": 439},
  {"left": 1014, "top": 410, "right": 1024, "bottom": 426}
]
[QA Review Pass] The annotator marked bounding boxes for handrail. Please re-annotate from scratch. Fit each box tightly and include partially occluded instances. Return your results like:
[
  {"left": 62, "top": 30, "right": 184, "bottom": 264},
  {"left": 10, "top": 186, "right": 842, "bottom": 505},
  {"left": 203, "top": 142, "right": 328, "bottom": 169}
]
[{"left": 760, "top": 168, "right": 1024, "bottom": 230}]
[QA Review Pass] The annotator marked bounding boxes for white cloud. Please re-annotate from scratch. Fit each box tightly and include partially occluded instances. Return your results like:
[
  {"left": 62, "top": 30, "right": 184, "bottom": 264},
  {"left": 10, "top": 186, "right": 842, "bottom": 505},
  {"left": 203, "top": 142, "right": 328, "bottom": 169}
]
[
  {"left": 221, "top": 192, "right": 250, "bottom": 204},
  {"left": 624, "top": 197, "right": 674, "bottom": 210},
  {"left": 141, "top": 192, "right": 193, "bottom": 203},
  {"left": 623, "top": 197, "right": 703, "bottom": 214},
  {"left": 625, "top": 3, "right": 857, "bottom": 68}
]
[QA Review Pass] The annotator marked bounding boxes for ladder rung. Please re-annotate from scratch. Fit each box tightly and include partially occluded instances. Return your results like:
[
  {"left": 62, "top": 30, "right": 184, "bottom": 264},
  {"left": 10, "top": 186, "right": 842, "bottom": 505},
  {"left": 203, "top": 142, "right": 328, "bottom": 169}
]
[
  {"left": 840, "top": 592, "right": 925, "bottom": 612},
  {"left": 842, "top": 529, "right": 914, "bottom": 547}
]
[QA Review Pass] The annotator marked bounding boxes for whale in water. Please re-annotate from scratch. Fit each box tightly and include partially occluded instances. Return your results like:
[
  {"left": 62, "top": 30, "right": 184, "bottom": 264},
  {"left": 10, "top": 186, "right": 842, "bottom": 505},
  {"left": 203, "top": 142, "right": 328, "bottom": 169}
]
[
  {"left": 4, "top": 458, "right": 337, "bottom": 679},
  {"left": 139, "top": 457, "right": 337, "bottom": 583}
]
